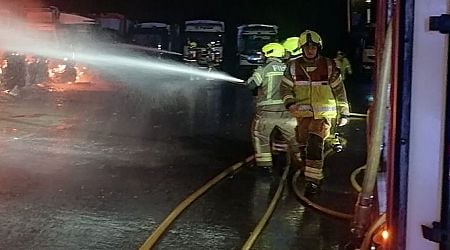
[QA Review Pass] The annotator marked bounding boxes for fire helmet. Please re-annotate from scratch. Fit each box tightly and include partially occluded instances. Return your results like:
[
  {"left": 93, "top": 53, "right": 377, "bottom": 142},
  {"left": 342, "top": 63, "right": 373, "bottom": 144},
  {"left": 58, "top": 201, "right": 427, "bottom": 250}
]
[
  {"left": 282, "top": 37, "right": 301, "bottom": 56},
  {"left": 298, "top": 30, "right": 323, "bottom": 48},
  {"left": 261, "top": 43, "right": 285, "bottom": 58}
]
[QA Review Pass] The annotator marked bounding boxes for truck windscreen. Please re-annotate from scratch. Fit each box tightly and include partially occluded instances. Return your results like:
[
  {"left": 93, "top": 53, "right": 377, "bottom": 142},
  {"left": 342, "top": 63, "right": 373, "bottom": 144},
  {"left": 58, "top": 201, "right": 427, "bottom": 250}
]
[
  {"left": 186, "top": 32, "right": 223, "bottom": 47},
  {"left": 241, "top": 35, "right": 273, "bottom": 53}
]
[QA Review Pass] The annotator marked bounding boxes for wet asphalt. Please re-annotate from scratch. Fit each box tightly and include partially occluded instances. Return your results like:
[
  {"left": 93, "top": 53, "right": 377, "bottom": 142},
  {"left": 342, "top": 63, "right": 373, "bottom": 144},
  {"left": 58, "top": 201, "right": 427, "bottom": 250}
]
[{"left": 0, "top": 70, "right": 370, "bottom": 250}]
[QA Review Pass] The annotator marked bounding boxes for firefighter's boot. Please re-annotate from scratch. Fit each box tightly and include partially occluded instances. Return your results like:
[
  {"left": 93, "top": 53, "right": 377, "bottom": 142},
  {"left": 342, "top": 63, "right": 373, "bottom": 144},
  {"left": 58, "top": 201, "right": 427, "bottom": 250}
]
[{"left": 304, "top": 181, "right": 321, "bottom": 196}]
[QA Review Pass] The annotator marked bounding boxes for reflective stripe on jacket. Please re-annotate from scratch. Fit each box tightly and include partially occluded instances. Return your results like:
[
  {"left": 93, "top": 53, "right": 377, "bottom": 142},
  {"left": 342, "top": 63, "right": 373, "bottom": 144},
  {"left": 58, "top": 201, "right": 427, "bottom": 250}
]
[
  {"left": 246, "top": 58, "right": 287, "bottom": 111},
  {"left": 281, "top": 56, "right": 350, "bottom": 119}
]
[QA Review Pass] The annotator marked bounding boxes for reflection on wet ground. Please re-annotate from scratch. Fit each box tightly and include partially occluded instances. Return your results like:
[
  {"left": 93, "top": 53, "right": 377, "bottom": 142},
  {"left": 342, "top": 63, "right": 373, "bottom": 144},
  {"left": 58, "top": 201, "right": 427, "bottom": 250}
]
[{"left": 0, "top": 73, "right": 370, "bottom": 249}]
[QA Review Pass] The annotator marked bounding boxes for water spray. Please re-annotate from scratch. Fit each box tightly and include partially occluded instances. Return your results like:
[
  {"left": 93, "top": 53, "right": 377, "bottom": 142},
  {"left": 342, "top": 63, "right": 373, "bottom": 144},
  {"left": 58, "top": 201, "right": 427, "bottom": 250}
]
[
  {"left": 112, "top": 43, "right": 183, "bottom": 56},
  {"left": 0, "top": 22, "right": 244, "bottom": 84}
]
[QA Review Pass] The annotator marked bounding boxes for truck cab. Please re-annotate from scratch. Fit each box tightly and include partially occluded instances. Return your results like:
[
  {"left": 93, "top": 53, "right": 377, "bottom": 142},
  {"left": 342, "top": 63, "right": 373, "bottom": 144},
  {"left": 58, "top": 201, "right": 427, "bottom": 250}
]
[
  {"left": 183, "top": 20, "right": 225, "bottom": 68},
  {"left": 130, "top": 22, "right": 172, "bottom": 52},
  {"left": 237, "top": 24, "right": 278, "bottom": 66}
]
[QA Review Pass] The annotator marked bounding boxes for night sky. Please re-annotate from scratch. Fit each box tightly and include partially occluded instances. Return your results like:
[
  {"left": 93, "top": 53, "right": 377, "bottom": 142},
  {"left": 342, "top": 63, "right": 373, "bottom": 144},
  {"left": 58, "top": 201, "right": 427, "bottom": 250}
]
[{"left": 43, "top": 0, "right": 348, "bottom": 55}]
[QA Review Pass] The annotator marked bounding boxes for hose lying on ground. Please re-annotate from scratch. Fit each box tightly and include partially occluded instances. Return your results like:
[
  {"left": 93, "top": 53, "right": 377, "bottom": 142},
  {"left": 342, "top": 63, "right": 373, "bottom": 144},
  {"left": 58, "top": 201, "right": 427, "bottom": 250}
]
[
  {"left": 242, "top": 158, "right": 291, "bottom": 250},
  {"left": 139, "top": 155, "right": 254, "bottom": 250},
  {"left": 291, "top": 169, "right": 354, "bottom": 220}
]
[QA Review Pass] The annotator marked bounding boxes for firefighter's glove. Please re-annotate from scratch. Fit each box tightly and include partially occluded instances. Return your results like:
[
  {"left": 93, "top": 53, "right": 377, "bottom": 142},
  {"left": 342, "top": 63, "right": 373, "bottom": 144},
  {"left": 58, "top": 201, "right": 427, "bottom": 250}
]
[
  {"left": 288, "top": 104, "right": 302, "bottom": 118},
  {"left": 338, "top": 116, "right": 349, "bottom": 127}
]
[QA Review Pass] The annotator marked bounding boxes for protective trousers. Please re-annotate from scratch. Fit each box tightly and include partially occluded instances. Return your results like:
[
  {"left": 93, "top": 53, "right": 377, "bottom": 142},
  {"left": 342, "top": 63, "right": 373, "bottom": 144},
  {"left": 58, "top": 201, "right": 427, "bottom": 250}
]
[
  {"left": 251, "top": 110, "right": 296, "bottom": 167},
  {"left": 296, "top": 117, "right": 332, "bottom": 183}
]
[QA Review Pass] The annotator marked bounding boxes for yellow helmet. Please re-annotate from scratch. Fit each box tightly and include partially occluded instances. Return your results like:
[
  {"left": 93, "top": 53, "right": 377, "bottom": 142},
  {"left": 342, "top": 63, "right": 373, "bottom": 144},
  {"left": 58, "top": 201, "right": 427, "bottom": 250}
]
[
  {"left": 261, "top": 43, "right": 285, "bottom": 58},
  {"left": 298, "top": 30, "right": 323, "bottom": 48},
  {"left": 189, "top": 41, "right": 197, "bottom": 48},
  {"left": 282, "top": 37, "right": 301, "bottom": 56}
]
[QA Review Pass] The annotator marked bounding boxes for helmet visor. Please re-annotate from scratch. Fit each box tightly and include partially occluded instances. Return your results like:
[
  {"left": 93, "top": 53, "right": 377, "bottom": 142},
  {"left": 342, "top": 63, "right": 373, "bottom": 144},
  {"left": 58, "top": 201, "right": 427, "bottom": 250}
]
[
  {"left": 306, "top": 32, "right": 321, "bottom": 45},
  {"left": 299, "top": 30, "right": 322, "bottom": 48}
]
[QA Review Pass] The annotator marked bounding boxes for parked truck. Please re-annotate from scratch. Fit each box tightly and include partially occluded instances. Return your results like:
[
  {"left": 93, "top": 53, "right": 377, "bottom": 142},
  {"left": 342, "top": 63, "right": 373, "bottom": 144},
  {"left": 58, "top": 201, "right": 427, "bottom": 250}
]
[
  {"left": 237, "top": 24, "right": 278, "bottom": 66},
  {"left": 92, "top": 13, "right": 132, "bottom": 42},
  {"left": 183, "top": 20, "right": 225, "bottom": 68},
  {"left": 130, "top": 22, "right": 172, "bottom": 51}
]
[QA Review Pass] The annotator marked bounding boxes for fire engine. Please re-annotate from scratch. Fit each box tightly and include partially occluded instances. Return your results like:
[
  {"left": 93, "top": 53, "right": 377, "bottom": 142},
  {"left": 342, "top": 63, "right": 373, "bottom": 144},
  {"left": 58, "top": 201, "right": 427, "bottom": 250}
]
[{"left": 350, "top": 0, "right": 450, "bottom": 248}]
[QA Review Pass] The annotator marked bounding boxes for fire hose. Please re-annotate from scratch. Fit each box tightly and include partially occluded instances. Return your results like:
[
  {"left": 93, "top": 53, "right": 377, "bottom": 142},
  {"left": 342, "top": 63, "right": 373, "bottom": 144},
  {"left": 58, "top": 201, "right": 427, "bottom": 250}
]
[
  {"left": 290, "top": 142, "right": 354, "bottom": 220},
  {"left": 139, "top": 156, "right": 254, "bottom": 250},
  {"left": 290, "top": 127, "right": 386, "bottom": 250},
  {"left": 241, "top": 154, "right": 291, "bottom": 250},
  {"left": 290, "top": 116, "right": 368, "bottom": 221}
]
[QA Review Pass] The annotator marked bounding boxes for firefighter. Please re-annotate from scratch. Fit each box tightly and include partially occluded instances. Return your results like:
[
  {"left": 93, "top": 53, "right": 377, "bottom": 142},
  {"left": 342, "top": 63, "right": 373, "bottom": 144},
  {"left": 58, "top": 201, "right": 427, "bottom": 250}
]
[
  {"left": 185, "top": 40, "right": 200, "bottom": 80},
  {"left": 245, "top": 42, "right": 297, "bottom": 169},
  {"left": 282, "top": 37, "right": 302, "bottom": 60},
  {"left": 28, "top": 55, "right": 49, "bottom": 85},
  {"left": 205, "top": 42, "right": 217, "bottom": 70},
  {"left": 280, "top": 30, "right": 350, "bottom": 194},
  {"left": 334, "top": 50, "right": 353, "bottom": 82},
  {"left": 186, "top": 41, "right": 198, "bottom": 62},
  {"left": 2, "top": 51, "right": 26, "bottom": 96}
]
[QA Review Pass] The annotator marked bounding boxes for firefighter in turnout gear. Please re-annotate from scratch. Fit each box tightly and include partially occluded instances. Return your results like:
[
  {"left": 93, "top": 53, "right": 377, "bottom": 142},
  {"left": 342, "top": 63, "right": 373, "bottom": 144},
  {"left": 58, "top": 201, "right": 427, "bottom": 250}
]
[
  {"left": 245, "top": 43, "right": 297, "bottom": 168},
  {"left": 280, "top": 30, "right": 350, "bottom": 194},
  {"left": 334, "top": 50, "right": 353, "bottom": 82}
]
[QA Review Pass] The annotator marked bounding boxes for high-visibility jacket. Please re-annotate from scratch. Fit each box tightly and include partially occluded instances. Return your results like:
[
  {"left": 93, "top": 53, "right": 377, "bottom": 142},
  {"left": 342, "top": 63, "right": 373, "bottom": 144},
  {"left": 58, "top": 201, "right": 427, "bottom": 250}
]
[
  {"left": 334, "top": 56, "right": 352, "bottom": 81},
  {"left": 280, "top": 56, "right": 350, "bottom": 119},
  {"left": 246, "top": 58, "right": 287, "bottom": 112}
]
